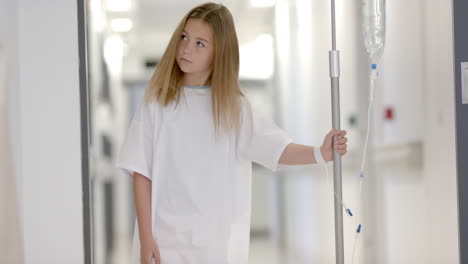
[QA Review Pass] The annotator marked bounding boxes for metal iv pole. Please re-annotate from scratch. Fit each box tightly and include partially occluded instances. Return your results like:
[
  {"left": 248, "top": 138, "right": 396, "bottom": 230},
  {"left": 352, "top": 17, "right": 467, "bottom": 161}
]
[{"left": 329, "top": 0, "right": 344, "bottom": 263}]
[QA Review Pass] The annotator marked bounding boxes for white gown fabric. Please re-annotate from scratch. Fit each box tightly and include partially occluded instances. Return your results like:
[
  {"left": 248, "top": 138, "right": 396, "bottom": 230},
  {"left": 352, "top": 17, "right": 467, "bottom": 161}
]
[{"left": 116, "top": 86, "right": 292, "bottom": 264}]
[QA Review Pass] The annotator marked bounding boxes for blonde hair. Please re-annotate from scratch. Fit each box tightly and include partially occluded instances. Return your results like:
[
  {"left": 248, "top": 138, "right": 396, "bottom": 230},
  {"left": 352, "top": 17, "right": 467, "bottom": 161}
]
[{"left": 144, "top": 2, "right": 244, "bottom": 140}]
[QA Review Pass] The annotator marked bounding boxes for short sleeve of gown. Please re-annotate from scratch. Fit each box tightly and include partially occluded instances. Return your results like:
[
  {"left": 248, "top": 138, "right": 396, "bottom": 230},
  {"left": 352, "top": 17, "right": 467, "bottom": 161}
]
[
  {"left": 116, "top": 100, "right": 158, "bottom": 181},
  {"left": 237, "top": 97, "right": 293, "bottom": 172}
]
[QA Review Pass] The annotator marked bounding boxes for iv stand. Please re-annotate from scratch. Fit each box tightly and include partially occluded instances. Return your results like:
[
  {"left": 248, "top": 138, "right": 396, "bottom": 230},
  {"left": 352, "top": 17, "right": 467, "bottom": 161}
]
[{"left": 329, "top": 0, "right": 344, "bottom": 263}]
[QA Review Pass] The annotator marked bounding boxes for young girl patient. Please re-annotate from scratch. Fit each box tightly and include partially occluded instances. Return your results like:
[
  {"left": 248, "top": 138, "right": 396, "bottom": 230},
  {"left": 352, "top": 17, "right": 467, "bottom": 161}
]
[{"left": 117, "top": 2, "right": 348, "bottom": 264}]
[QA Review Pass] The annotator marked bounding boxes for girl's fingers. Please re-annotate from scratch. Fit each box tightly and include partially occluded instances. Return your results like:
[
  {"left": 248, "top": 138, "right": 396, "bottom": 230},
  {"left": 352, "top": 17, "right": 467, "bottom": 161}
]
[
  {"left": 336, "top": 137, "right": 347, "bottom": 144},
  {"left": 153, "top": 254, "right": 161, "bottom": 264},
  {"left": 334, "top": 144, "right": 347, "bottom": 150},
  {"left": 331, "top": 130, "right": 347, "bottom": 139},
  {"left": 327, "top": 130, "right": 348, "bottom": 150},
  {"left": 327, "top": 129, "right": 347, "bottom": 156},
  {"left": 334, "top": 147, "right": 347, "bottom": 153},
  {"left": 334, "top": 129, "right": 344, "bottom": 136},
  {"left": 337, "top": 130, "right": 347, "bottom": 138}
]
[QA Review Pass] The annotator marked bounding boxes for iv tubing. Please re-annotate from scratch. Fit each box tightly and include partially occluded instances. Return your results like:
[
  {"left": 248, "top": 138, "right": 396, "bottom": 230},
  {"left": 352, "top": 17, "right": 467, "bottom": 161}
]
[{"left": 351, "top": 66, "right": 378, "bottom": 264}]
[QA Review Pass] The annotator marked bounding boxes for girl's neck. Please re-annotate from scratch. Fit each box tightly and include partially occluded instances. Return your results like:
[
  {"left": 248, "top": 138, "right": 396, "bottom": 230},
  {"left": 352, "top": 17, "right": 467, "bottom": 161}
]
[{"left": 182, "top": 73, "right": 211, "bottom": 87}]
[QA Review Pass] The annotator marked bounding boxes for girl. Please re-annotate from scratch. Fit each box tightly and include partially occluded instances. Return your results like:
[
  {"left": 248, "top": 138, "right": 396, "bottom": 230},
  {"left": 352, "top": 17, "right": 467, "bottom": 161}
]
[{"left": 117, "top": 2, "right": 348, "bottom": 264}]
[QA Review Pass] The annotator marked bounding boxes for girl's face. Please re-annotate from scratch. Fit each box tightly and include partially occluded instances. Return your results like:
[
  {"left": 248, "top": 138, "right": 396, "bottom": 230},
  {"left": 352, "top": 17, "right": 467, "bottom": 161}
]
[{"left": 176, "top": 19, "right": 215, "bottom": 78}]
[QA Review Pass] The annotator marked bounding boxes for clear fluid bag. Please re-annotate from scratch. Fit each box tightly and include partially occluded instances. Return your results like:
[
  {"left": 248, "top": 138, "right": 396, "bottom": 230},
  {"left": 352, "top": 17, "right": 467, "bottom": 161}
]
[{"left": 362, "top": 0, "right": 386, "bottom": 64}]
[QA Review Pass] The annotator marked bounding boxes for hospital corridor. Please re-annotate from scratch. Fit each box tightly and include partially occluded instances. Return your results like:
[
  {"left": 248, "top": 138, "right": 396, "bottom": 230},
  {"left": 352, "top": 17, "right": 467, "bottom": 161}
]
[{"left": 1, "top": 0, "right": 468, "bottom": 264}]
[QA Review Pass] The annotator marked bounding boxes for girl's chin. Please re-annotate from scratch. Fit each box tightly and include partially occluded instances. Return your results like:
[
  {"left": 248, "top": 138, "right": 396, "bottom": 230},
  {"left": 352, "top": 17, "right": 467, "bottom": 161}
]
[
  {"left": 179, "top": 68, "right": 200, "bottom": 74},
  {"left": 179, "top": 68, "right": 191, "bottom": 73},
  {"left": 177, "top": 64, "right": 209, "bottom": 75},
  {"left": 177, "top": 64, "right": 190, "bottom": 73}
]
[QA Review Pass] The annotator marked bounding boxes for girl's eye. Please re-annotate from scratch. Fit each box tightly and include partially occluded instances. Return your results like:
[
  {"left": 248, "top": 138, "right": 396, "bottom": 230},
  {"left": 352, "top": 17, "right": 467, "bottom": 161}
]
[
  {"left": 197, "top": 41, "right": 205, "bottom": 48},
  {"left": 181, "top": 34, "right": 187, "bottom": 40}
]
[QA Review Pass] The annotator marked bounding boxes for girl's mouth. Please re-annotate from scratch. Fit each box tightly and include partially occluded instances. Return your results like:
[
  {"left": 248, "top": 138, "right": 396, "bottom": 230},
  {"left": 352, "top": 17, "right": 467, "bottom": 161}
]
[{"left": 181, "top": 57, "right": 192, "bottom": 63}]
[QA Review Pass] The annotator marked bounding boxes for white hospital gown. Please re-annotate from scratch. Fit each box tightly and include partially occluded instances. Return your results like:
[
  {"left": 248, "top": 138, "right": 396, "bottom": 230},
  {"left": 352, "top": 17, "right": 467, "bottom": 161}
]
[{"left": 116, "top": 86, "right": 293, "bottom": 264}]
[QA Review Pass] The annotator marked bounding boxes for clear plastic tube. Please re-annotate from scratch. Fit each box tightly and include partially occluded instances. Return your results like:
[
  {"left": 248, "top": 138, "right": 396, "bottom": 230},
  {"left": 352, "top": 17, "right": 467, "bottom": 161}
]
[
  {"left": 351, "top": 1, "right": 386, "bottom": 262},
  {"left": 351, "top": 70, "right": 377, "bottom": 264},
  {"left": 362, "top": 0, "right": 386, "bottom": 64}
]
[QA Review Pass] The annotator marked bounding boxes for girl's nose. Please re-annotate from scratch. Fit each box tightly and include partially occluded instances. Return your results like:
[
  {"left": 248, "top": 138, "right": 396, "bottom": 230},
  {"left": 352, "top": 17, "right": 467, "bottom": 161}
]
[{"left": 183, "top": 42, "right": 191, "bottom": 55}]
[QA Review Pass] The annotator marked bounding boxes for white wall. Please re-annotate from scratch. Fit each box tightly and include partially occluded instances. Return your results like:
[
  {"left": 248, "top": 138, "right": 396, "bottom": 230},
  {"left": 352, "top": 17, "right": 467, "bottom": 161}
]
[
  {"left": 2, "top": 1, "right": 85, "bottom": 263},
  {"left": 422, "top": 0, "right": 459, "bottom": 263}
]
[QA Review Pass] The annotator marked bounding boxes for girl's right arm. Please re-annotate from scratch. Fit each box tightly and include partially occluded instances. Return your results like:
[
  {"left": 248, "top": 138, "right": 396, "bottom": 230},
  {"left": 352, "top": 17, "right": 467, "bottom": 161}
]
[{"left": 133, "top": 172, "right": 161, "bottom": 264}]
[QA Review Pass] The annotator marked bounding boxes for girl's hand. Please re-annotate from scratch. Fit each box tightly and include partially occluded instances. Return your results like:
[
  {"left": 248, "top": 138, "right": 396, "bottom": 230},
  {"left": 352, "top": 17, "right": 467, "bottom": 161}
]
[
  {"left": 320, "top": 129, "right": 348, "bottom": 162},
  {"left": 140, "top": 237, "right": 161, "bottom": 264}
]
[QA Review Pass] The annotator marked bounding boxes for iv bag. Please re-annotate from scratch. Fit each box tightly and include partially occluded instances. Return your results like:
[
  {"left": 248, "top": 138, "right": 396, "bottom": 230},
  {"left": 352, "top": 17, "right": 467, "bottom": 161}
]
[{"left": 362, "top": 0, "right": 386, "bottom": 64}]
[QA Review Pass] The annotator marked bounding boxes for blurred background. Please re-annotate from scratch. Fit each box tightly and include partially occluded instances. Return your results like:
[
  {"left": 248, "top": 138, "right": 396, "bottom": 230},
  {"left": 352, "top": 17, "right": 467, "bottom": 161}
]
[{"left": 0, "top": 0, "right": 461, "bottom": 263}]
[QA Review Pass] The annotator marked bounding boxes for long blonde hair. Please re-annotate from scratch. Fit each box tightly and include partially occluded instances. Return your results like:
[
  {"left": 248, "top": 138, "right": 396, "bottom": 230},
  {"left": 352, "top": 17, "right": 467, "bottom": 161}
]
[{"left": 144, "top": 2, "right": 244, "bottom": 139}]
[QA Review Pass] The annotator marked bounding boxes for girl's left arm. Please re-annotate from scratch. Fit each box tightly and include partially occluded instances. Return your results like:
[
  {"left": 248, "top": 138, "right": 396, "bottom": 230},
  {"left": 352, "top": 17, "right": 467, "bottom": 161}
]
[{"left": 278, "top": 129, "right": 347, "bottom": 165}]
